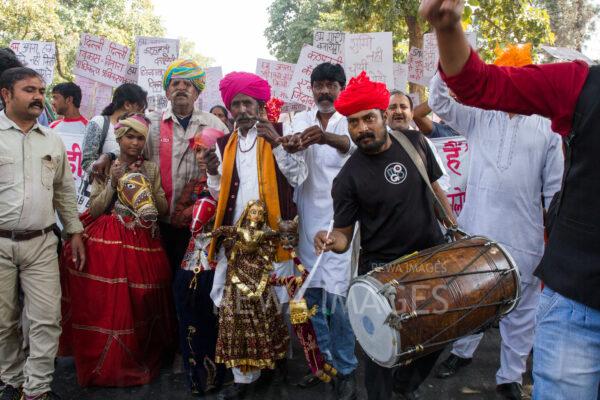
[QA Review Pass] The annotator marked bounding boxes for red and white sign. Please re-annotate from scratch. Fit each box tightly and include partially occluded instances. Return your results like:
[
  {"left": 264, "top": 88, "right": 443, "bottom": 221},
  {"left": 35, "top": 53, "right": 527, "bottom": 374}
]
[
  {"left": 73, "top": 34, "right": 131, "bottom": 88},
  {"left": 432, "top": 136, "right": 470, "bottom": 216}
]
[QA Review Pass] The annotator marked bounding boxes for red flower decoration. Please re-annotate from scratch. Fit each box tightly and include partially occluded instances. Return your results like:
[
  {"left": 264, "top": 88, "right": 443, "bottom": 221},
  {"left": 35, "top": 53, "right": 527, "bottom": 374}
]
[{"left": 266, "top": 97, "right": 284, "bottom": 123}]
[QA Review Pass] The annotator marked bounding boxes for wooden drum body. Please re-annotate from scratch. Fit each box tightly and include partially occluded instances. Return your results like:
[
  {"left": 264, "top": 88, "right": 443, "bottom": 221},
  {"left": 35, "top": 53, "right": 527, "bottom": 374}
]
[{"left": 347, "top": 236, "right": 521, "bottom": 368}]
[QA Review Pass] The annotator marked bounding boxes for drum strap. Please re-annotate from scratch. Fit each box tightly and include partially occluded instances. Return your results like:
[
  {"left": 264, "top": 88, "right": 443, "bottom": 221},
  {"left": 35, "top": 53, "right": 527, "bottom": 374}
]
[{"left": 388, "top": 130, "right": 456, "bottom": 230}]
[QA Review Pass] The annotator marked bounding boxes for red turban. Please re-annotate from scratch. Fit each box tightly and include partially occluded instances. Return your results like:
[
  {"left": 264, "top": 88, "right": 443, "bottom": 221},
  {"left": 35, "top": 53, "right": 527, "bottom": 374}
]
[
  {"left": 219, "top": 72, "right": 271, "bottom": 110},
  {"left": 334, "top": 71, "right": 390, "bottom": 116}
]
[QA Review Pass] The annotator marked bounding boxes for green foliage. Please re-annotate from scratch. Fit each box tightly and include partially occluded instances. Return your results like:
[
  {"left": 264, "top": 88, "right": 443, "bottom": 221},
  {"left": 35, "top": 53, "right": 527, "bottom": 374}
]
[
  {"left": 0, "top": 0, "right": 211, "bottom": 85},
  {"left": 179, "top": 37, "right": 214, "bottom": 67},
  {"left": 264, "top": 0, "right": 338, "bottom": 63},
  {"left": 266, "top": 0, "right": 557, "bottom": 64},
  {"left": 536, "top": 0, "right": 598, "bottom": 51},
  {"left": 463, "top": 0, "right": 555, "bottom": 61}
]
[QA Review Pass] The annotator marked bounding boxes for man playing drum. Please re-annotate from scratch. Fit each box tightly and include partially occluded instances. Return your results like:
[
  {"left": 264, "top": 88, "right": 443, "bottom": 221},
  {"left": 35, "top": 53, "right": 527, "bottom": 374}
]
[{"left": 314, "top": 71, "right": 455, "bottom": 400}]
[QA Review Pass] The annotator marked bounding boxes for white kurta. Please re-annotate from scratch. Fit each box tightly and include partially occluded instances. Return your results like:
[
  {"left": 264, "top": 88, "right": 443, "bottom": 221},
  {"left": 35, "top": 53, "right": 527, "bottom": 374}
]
[
  {"left": 274, "top": 109, "right": 355, "bottom": 296},
  {"left": 429, "top": 73, "right": 564, "bottom": 283},
  {"left": 206, "top": 127, "right": 294, "bottom": 305}
]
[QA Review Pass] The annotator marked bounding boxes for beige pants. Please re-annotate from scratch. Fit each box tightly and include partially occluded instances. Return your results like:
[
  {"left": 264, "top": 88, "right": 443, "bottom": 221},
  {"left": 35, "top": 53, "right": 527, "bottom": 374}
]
[{"left": 0, "top": 232, "right": 61, "bottom": 396}]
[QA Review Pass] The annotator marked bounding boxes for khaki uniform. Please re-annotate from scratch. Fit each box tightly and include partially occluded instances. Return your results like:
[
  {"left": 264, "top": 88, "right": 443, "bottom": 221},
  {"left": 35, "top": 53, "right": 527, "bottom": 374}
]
[{"left": 0, "top": 110, "right": 83, "bottom": 396}]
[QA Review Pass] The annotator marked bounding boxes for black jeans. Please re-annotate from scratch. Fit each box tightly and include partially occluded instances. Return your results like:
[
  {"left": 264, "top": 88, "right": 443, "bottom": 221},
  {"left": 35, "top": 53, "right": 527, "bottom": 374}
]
[{"left": 364, "top": 349, "right": 443, "bottom": 400}]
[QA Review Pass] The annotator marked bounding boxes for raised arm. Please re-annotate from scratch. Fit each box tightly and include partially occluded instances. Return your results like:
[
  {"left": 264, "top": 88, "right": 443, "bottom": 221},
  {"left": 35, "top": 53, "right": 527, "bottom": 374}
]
[
  {"left": 428, "top": 73, "right": 480, "bottom": 137},
  {"left": 419, "top": 0, "right": 590, "bottom": 136},
  {"left": 412, "top": 101, "right": 435, "bottom": 135}
]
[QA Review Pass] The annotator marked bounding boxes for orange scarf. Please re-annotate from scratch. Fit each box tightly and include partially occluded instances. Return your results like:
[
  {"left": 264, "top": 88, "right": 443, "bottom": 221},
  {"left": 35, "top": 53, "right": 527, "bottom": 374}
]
[{"left": 208, "top": 131, "right": 290, "bottom": 262}]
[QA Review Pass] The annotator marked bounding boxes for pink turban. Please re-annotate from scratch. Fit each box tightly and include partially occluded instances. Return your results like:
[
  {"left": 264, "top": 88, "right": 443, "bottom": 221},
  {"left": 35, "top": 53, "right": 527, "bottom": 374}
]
[{"left": 219, "top": 72, "right": 271, "bottom": 110}]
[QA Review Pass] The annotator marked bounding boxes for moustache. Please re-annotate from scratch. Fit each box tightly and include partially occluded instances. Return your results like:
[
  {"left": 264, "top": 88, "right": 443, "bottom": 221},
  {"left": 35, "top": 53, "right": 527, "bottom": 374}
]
[
  {"left": 29, "top": 101, "right": 44, "bottom": 109},
  {"left": 317, "top": 94, "right": 334, "bottom": 103},
  {"left": 356, "top": 132, "right": 376, "bottom": 142},
  {"left": 174, "top": 91, "right": 189, "bottom": 97},
  {"left": 235, "top": 114, "right": 256, "bottom": 123}
]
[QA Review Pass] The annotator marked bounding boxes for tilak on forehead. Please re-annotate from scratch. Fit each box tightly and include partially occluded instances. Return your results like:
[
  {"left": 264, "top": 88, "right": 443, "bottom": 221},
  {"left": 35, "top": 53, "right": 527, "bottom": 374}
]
[
  {"left": 162, "top": 59, "right": 207, "bottom": 92},
  {"left": 219, "top": 71, "right": 271, "bottom": 110},
  {"left": 334, "top": 71, "right": 390, "bottom": 116}
]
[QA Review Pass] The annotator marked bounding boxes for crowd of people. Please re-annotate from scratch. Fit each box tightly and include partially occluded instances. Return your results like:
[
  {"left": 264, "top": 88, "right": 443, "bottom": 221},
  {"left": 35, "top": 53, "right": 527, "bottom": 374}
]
[{"left": 1, "top": 1, "right": 599, "bottom": 399}]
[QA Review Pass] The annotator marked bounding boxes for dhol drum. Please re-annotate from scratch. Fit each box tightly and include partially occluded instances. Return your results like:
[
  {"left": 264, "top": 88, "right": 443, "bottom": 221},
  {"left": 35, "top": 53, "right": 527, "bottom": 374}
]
[{"left": 347, "top": 236, "right": 521, "bottom": 368}]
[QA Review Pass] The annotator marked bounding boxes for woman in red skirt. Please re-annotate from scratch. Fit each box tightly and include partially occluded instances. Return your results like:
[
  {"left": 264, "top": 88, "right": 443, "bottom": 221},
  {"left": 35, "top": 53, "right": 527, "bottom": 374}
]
[{"left": 61, "top": 113, "right": 176, "bottom": 387}]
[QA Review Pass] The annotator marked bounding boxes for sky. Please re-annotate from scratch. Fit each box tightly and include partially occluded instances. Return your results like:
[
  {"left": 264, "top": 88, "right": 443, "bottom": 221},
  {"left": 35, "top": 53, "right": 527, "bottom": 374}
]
[
  {"left": 152, "top": 0, "right": 274, "bottom": 74},
  {"left": 153, "top": 0, "right": 600, "bottom": 73}
]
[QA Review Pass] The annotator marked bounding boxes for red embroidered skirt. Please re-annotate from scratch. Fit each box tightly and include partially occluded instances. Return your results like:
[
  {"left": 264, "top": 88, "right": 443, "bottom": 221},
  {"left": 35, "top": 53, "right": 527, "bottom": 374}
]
[{"left": 60, "top": 213, "right": 176, "bottom": 387}]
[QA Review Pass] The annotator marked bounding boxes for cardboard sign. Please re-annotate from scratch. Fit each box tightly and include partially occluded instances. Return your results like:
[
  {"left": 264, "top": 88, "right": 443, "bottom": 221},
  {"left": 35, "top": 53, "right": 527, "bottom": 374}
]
[
  {"left": 9, "top": 41, "right": 56, "bottom": 83},
  {"left": 256, "top": 58, "right": 295, "bottom": 102},
  {"left": 124, "top": 64, "right": 138, "bottom": 84},
  {"left": 137, "top": 41, "right": 178, "bottom": 111},
  {"left": 57, "top": 132, "right": 90, "bottom": 213},
  {"left": 432, "top": 136, "right": 470, "bottom": 216},
  {"left": 422, "top": 32, "right": 478, "bottom": 80},
  {"left": 135, "top": 36, "right": 180, "bottom": 65},
  {"left": 344, "top": 32, "right": 394, "bottom": 88},
  {"left": 313, "top": 30, "right": 346, "bottom": 59},
  {"left": 74, "top": 75, "right": 113, "bottom": 120},
  {"left": 198, "top": 66, "right": 225, "bottom": 112},
  {"left": 287, "top": 45, "right": 343, "bottom": 109},
  {"left": 393, "top": 63, "right": 408, "bottom": 91},
  {"left": 73, "top": 34, "right": 131, "bottom": 87},
  {"left": 408, "top": 47, "right": 431, "bottom": 86}
]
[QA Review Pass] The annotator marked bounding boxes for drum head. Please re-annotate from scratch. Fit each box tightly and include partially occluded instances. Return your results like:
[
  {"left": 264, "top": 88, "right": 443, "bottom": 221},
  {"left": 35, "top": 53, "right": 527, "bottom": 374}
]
[{"left": 347, "top": 278, "right": 401, "bottom": 368}]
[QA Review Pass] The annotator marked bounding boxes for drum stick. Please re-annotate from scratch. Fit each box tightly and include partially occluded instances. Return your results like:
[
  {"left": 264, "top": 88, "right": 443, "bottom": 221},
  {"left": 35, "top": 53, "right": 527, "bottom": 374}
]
[{"left": 294, "top": 219, "right": 335, "bottom": 301}]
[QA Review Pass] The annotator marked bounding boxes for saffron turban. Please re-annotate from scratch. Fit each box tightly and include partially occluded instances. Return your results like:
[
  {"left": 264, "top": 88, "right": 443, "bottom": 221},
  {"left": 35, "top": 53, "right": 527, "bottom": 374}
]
[
  {"left": 219, "top": 71, "right": 271, "bottom": 110},
  {"left": 162, "top": 59, "right": 206, "bottom": 92},
  {"left": 334, "top": 71, "right": 390, "bottom": 116},
  {"left": 493, "top": 44, "right": 533, "bottom": 67},
  {"left": 114, "top": 113, "right": 150, "bottom": 138}
]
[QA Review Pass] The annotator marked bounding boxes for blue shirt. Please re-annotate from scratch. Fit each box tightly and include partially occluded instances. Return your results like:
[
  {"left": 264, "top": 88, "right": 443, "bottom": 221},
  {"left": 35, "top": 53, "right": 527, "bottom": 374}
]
[{"left": 430, "top": 121, "right": 460, "bottom": 138}]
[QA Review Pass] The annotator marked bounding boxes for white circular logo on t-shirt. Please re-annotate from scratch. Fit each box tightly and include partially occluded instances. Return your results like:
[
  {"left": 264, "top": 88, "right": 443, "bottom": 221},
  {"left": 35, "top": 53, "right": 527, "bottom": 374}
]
[{"left": 384, "top": 162, "right": 407, "bottom": 185}]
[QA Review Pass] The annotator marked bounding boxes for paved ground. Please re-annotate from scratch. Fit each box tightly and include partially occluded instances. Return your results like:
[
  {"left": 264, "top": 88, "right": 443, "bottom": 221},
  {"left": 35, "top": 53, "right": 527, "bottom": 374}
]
[{"left": 51, "top": 327, "right": 532, "bottom": 400}]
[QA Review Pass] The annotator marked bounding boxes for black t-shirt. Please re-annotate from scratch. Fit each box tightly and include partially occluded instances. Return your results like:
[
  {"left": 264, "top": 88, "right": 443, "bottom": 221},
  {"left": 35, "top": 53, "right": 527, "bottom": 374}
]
[{"left": 332, "top": 130, "right": 444, "bottom": 271}]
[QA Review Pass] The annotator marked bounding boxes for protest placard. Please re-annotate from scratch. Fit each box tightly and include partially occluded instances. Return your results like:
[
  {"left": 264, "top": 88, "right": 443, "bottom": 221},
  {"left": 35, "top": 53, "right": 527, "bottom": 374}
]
[
  {"left": 344, "top": 32, "right": 394, "bottom": 88},
  {"left": 393, "top": 63, "right": 408, "bottom": 91},
  {"left": 57, "top": 132, "right": 90, "bottom": 213},
  {"left": 198, "top": 66, "right": 225, "bottom": 112},
  {"left": 137, "top": 42, "right": 177, "bottom": 95},
  {"left": 541, "top": 45, "right": 594, "bottom": 65},
  {"left": 422, "top": 33, "right": 439, "bottom": 79},
  {"left": 135, "top": 36, "right": 180, "bottom": 65},
  {"left": 407, "top": 47, "right": 431, "bottom": 86},
  {"left": 287, "top": 44, "right": 343, "bottom": 109},
  {"left": 432, "top": 136, "right": 470, "bottom": 216},
  {"left": 74, "top": 75, "right": 113, "bottom": 120},
  {"left": 124, "top": 64, "right": 138, "bottom": 84},
  {"left": 256, "top": 57, "right": 298, "bottom": 109},
  {"left": 9, "top": 41, "right": 56, "bottom": 83},
  {"left": 313, "top": 30, "right": 346, "bottom": 60},
  {"left": 73, "top": 34, "right": 131, "bottom": 88},
  {"left": 422, "top": 32, "right": 477, "bottom": 80},
  {"left": 137, "top": 41, "right": 178, "bottom": 111}
]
